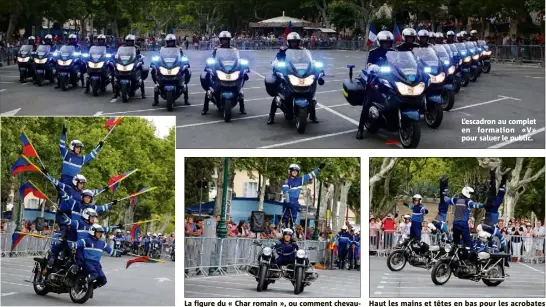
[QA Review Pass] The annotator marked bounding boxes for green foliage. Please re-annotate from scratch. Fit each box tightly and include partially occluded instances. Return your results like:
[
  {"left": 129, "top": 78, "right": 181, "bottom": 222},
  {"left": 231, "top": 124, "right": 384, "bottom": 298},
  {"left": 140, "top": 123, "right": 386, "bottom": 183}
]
[
  {"left": 0, "top": 117, "right": 175, "bottom": 224},
  {"left": 330, "top": 1, "right": 357, "bottom": 31}
]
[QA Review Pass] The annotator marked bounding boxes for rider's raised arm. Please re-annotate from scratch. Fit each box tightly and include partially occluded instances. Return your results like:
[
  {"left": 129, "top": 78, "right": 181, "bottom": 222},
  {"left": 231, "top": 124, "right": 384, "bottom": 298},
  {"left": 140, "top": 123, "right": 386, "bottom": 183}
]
[{"left": 298, "top": 169, "right": 319, "bottom": 186}]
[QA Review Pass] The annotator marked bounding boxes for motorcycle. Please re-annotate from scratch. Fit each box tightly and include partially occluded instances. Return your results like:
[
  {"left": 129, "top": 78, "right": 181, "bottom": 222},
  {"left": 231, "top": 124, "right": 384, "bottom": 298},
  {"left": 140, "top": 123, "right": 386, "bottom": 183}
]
[
  {"left": 431, "top": 244, "right": 509, "bottom": 287},
  {"left": 122, "top": 240, "right": 132, "bottom": 255},
  {"left": 114, "top": 46, "right": 147, "bottom": 102},
  {"left": 455, "top": 43, "right": 472, "bottom": 87},
  {"left": 464, "top": 42, "right": 481, "bottom": 82},
  {"left": 432, "top": 45, "right": 456, "bottom": 111},
  {"left": 17, "top": 45, "right": 35, "bottom": 83},
  {"left": 342, "top": 51, "right": 426, "bottom": 148},
  {"left": 387, "top": 235, "right": 450, "bottom": 271},
  {"left": 412, "top": 47, "right": 445, "bottom": 128},
  {"left": 477, "top": 40, "right": 492, "bottom": 73},
  {"left": 56, "top": 45, "right": 85, "bottom": 91},
  {"left": 202, "top": 48, "right": 250, "bottom": 122},
  {"left": 31, "top": 249, "right": 94, "bottom": 303},
  {"left": 446, "top": 44, "right": 463, "bottom": 93},
  {"left": 248, "top": 241, "right": 282, "bottom": 292},
  {"left": 150, "top": 241, "right": 161, "bottom": 259},
  {"left": 33, "top": 45, "right": 56, "bottom": 86},
  {"left": 113, "top": 239, "right": 123, "bottom": 256},
  {"left": 265, "top": 49, "right": 325, "bottom": 134},
  {"left": 84, "top": 46, "right": 114, "bottom": 96},
  {"left": 151, "top": 47, "right": 191, "bottom": 111}
]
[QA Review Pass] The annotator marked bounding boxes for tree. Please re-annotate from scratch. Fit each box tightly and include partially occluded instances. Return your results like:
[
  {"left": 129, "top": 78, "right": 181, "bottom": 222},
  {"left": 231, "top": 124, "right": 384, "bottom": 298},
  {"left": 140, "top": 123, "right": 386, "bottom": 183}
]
[
  {"left": 330, "top": 1, "right": 358, "bottom": 31},
  {"left": 369, "top": 158, "right": 399, "bottom": 214}
]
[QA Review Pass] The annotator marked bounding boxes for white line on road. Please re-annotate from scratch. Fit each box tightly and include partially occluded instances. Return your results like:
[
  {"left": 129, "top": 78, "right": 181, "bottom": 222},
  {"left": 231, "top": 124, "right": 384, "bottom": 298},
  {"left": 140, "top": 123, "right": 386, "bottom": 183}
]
[
  {"left": 488, "top": 127, "right": 545, "bottom": 149},
  {"left": 525, "top": 76, "right": 545, "bottom": 79},
  {"left": 0, "top": 89, "right": 6, "bottom": 93},
  {"left": 110, "top": 98, "right": 118, "bottom": 103},
  {"left": 252, "top": 71, "right": 266, "bottom": 79},
  {"left": 94, "top": 103, "right": 199, "bottom": 116},
  {"left": 1, "top": 272, "right": 29, "bottom": 278},
  {"left": 516, "top": 262, "right": 546, "bottom": 274},
  {"left": 450, "top": 96, "right": 518, "bottom": 111},
  {"left": 0, "top": 108, "right": 20, "bottom": 116},
  {"left": 1, "top": 280, "right": 31, "bottom": 287},
  {"left": 317, "top": 103, "right": 359, "bottom": 125},
  {"left": 259, "top": 129, "right": 358, "bottom": 149},
  {"left": 1, "top": 292, "right": 18, "bottom": 297}
]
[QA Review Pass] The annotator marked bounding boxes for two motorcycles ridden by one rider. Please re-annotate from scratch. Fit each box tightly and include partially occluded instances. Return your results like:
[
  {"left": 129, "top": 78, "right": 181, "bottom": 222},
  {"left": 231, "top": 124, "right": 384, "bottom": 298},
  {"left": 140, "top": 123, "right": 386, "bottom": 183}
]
[
  {"left": 150, "top": 34, "right": 192, "bottom": 111},
  {"left": 264, "top": 32, "right": 325, "bottom": 134},
  {"left": 343, "top": 31, "right": 427, "bottom": 148},
  {"left": 83, "top": 35, "right": 115, "bottom": 97},
  {"left": 113, "top": 35, "right": 148, "bottom": 102},
  {"left": 200, "top": 31, "right": 250, "bottom": 122}
]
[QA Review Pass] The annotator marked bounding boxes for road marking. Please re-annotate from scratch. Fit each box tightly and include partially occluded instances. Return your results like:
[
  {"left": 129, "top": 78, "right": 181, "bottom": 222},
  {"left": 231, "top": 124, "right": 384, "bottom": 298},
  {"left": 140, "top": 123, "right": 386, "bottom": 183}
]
[
  {"left": 0, "top": 108, "right": 20, "bottom": 116},
  {"left": 94, "top": 111, "right": 104, "bottom": 116},
  {"left": 450, "top": 95, "right": 518, "bottom": 111},
  {"left": 252, "top": 71, "right": 266, "bottom": 79},
  {"left": 317, "top": 103, "right": 359, "bottom": 125},
  {"left": 1, "top": 280, "right": 31, "bottom": 287},
  {"left": 0, "top": 89, "right": 6, "bottom": 93},
  {"left": 0, "top": 81, "right": 15, "bottom": 84},
  {"left": 488, "top": 127, "right": 545, "bottom": 149},
  {"left": 1, "top": 272, "right": 28, "bottom": 278},
  {"left": 259, "top": 129, "right": 358, "bottom": 149},
  {"left": 154, "top": 277, "right": 172, "bottom": 282},
  {"left": 185, "top": 290, "right": 241, "bottom": 298},
  {"left": 525, "top": 76, "right": 545, "bottom": 79},
  {"left": 110, "top": 98, "right": 118, "bottom": 103},
  {"left": 95, "top": 103, "right": 200, "bottom": 115},
  {"left": 516, "top": 262, "right": 546, "bottom": 274},
  {"left": 1, "top": 292, "right": 18, "bottom": 296}
]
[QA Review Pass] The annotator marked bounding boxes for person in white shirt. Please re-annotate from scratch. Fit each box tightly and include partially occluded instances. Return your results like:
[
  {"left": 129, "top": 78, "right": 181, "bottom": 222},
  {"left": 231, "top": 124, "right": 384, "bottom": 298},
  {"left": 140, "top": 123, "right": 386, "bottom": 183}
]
[
  {"left": 533, "top": 220, "right": 545, "bottom": 256},
  {"left": 399, "top": 215, "right": 412, "bottom": 242}
]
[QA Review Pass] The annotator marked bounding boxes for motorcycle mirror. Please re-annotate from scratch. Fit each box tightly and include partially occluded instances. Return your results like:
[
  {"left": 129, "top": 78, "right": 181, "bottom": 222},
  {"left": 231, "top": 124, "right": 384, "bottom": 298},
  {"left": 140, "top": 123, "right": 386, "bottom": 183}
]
[
  {"left": 244, "top": 74, "right": 249, "bottom": 81},
  {"left": 318, "top": 78, "right": 324, "bottom": 86},
  {"left": 347, "top": 64, "right": 355, "bottom": 80}
]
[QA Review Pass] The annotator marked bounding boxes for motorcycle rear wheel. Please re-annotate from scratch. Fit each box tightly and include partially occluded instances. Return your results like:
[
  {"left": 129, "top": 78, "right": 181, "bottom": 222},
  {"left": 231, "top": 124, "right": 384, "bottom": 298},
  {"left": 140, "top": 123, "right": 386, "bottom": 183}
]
[
  {"left": 431, "top": 260, "right": 452, "bottom": 285},
  {"left": 482, "top": 263, "right": 504, "bottom": 287}
]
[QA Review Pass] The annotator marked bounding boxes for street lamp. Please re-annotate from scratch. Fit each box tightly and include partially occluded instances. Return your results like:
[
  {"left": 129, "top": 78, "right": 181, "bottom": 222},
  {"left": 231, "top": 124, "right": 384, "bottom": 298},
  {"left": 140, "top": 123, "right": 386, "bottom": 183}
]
[
  {"left": 216, "top": 158, "right": 229, "bottom": 238},
  {"left": 312, "top": 180, "right": 323, "bottom": 241}
]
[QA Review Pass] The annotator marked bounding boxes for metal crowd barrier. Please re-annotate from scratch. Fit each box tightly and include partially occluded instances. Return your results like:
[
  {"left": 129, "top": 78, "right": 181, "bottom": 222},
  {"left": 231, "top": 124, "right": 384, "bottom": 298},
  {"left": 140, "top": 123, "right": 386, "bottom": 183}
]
[
  {"left": 488, "top": 44, "right": 545, "bottom": 66},
  {"left": 369, "top": 229, "right": 545, "bottom": 263},
  {"left": 184, "top": 237, "right": 328, "bottom": 278},
  {"left": 0, "top": 232, "right": 51, "bottom": 257},
  {"left": 0, "top": 47, "right": 18, "bottom": 67}
]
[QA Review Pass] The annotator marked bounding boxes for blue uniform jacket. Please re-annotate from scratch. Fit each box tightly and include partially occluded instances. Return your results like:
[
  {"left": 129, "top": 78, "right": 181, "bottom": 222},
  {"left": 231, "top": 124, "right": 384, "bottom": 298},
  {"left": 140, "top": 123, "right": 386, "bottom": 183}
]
[
  {"left": 57, "top": 188, "right": 112, "bottom": 225},
  {"left": 444, "top": 196, "right": 484, "bottom": 223},
  {"left": 282, "top": 169, "right": 319, "bottom": 207},
  {"left": 49, "top": 233, "right": 63, "bottom": 254},
  {"left": 59, "top": 130, "right": 101, "bottom": 182},
  {"left": 82, "top": 237, "right": 115, "bottom": 262},
  {"left": 336, "top": 231, "right": 352, "bottom": 247},
  {"left": 404, "top": 203, "right": 428, "bottom": 223},
  {"left": 275, "top": 240, "right": 298, "bottom": 259},
  {"left": 484, "top": 185, "right": 506, "bottom": 225},
  {"left": 49, "top": 175, "right": 105, "bottom": 203}
]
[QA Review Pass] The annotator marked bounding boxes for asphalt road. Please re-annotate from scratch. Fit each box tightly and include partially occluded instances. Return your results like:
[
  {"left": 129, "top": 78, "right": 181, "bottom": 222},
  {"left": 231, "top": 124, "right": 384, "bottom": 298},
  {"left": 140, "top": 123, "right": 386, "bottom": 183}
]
[
  {"left": 184, "top": 269, "right": 361, "bottom": 298},
  {"left": 369, "top": 256, "right": 545, "bottom": 298},
  {"left": 0, "top": 49, "right": 544, "bottom": 149},
  {"left": 0, "top": 255, "right": 175, "bottom": 305}
]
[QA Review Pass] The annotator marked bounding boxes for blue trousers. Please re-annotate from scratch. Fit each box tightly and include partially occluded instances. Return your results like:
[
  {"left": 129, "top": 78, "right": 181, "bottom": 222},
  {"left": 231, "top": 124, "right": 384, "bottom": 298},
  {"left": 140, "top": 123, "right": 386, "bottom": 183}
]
[
  {"left": 83, "top": 261, "right": 107, "bottom": 287},
  {"left": 453, "top": 221, "right": 471, "bottom": 246},
  {"left": 275, "top": 255, "right": 295, "bottom": 266},
  {"left": 338, "top": 244, "right": 349, "bottom": 268},
  {"left": 410, "top": 222, "right": 422, "bottom": 240},
  {"left": 481, "top": 223, "right": 506, "bottom": 250},
  {"left": 432, "top": 220, "right": 449, "bottom": 233}
]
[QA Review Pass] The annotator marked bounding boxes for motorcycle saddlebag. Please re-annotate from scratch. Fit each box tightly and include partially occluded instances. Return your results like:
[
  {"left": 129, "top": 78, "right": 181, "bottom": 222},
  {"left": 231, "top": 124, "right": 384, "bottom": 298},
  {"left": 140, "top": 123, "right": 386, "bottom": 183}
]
[
  {"left": 141, "top": 66, "right": 149, "bottom": 80},
  {"left": 264, "top": 75, "right": 277, "bottom": 97},
  {"left": 342, "top": 79, "right": 366, "bottom": 106},
  {"left": 200, "top": 72, "right": 209, "bottom": 91}
]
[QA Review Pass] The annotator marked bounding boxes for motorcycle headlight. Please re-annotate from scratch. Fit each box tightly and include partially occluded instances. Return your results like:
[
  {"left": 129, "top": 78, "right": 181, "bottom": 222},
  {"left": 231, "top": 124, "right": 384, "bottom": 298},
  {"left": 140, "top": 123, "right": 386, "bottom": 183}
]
[
  {"left": 159, "top": 66, "right": 181, "bottom": 76},
  {"left": 239, "top": 59, "right": 249, "bottom": 66},
  {"left": 464, "top": 56, "right": 471, "bottom": 63},
  {"left": 395, "top": 81, "right": 425, "bottom": 96},
  {"left": 151, "top": 56, "right": 160, "bottom": 62},
  {"left": 443, "top": 60, "right": 450, "bottom": 65},
  {"left": 444, "top": 244, "right": 451, "bottom": 253},
  {"left": 105, "top": 53, "right": 112, "bottom": 58},
  {"left": 288, "top": 74, "right": 315, "bottom": 86},
  {"left": 58, "top": 59, "right": 73, "bottom": 66},
  {"left": 82, "top": 53, "right": 89, "bottom": 58},
  {"left": 296, "top": 249, "right": 306, "bottom": 258},
  {"left": 313, "top": 61, "right": 323, "bottom": 68},
  {"left": 73, "top": 52, "right": 81, "bottom": 57},
  {"left": 216, "top": 70, "right": 240, "bottom": 81},
  {"left": 424, "top": 67, "right": 432, "bottom": 73},
  {"left": 17, "top": 57, "right": 30, "bottom": 62},
  {"left": 34, "top": 58, "right": 48, "bottom": 64},
  {"left": 484, "top": 51, "right": 491, "bottom": 56},
  {"left": 430, "top": 72, "right": 445, "bottom": 83},
  {"left": 89, "top": 61, "right": 105, "bottom": 69},
  {"left": 206, "top": 58, "right": 216, "bottom": 65},
  {"left": 448, "top": 66, "right": 455, "bottom": 75},
  {"left": 263, "top": 247, "right": 272, "bottom": 256},
  {"left": 181, "top": 56, "right": 189, "bottom": 62},
  {"left": 472, "top": 54, "right": 480, "bottom": 60},
  {"left": 116, "top": 63, "right": 134, "bottom": 71}
]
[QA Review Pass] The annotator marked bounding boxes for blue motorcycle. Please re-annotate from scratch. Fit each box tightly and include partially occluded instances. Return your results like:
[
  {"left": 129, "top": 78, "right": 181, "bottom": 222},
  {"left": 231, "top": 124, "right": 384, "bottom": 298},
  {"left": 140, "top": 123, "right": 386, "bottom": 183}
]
[
  {"left": 17, "top": 45, "right": 35, "bottom": 83},
  {"left": 114, "top": 46, "right": 147, "bottom": 102},
  {"left": 33, "top": 45, "right": 56, "bottom": 86},
  {"left": 342, "top": 51, "right": 427, "bottom": 148},
  {"left": 413, "top": 47, "right": 445, "bottom": 128},
  {"left": 446, "top": 44, "right": 463, "bottom": 93},
  {"left": 83, "top": 46, "right": 114, "bottom": 96},
  {"left": 464, "top": 42, "right": 481, "bottom": 82},
  {"left": 432, "top": 45, "right": 456, "bottom": 111},
  {"left": 267, "top": 49, "right": 325, "bottom": 134},
  {"left": 455, "top": 43, "right": 471, "bottom": 87},
  {"left": 151, "top": 47, "right": 191, "bottom": 111},
  {"left": 202, "top": 48, "right": 250, "bottom": 122},
  {"left": 55, "top": 45, "right": 85, "bottom": 91},
  {"left": 477, "top": 40, "right": 492, "bottom": 74}
]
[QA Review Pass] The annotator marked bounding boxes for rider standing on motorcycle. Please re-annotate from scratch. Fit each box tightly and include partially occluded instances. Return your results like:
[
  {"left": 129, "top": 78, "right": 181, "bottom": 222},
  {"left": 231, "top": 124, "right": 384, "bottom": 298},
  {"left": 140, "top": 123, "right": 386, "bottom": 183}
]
[
  {"left": 477, "top": 167, "right": 509, "bottom": 251},
  {"left": 356, "top": 31, "right": 395, "bottom": 140},
  {"left": 396, "top": 28, "right": 420, "bottom": 52},
  {"left": 444, "top": 186, "right": 484, "bottom": 246},
  {"left": 417, "top": 30, "right": 430, "bottom": 47},
  {"left": 403, "top": 194, "right": 428, "bottom": 240},
  {"left": 446, "top": 31, "right": 456, "bottom": 44},
  {"left": 335, "top": 225, "right": 352, "bottom": 269},
  {"left": 80, "top": 224, "right": 121, "bottom": 288},
  {"left": 266, "top": 32, "right": 319, "bottom": 125},
  {"left": 281, "top": 163, "right": 324, "bottom": 228},
  {"left": 432, "top": 176, "right": 450, "bottom": 234},
  {"left": 274, "top": 229, "right": 299, "bottom": 267}
]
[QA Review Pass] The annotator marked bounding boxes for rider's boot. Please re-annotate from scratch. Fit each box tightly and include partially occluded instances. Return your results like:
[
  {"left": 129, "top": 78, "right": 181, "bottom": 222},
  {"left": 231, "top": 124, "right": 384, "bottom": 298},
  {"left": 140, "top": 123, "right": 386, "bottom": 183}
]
[{"left": 267, "top": 98, "right": 277, "bottom": 125}]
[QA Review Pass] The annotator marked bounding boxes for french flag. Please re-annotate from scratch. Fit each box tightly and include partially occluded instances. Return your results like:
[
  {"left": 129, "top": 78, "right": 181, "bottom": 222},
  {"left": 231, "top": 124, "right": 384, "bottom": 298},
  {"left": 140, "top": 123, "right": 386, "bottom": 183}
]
[
  {"left": 367, "top": 24, "right": 377, "bottom": 46},
  {"left": 394, "top": 24, "right": 402, "bottom": 42}
]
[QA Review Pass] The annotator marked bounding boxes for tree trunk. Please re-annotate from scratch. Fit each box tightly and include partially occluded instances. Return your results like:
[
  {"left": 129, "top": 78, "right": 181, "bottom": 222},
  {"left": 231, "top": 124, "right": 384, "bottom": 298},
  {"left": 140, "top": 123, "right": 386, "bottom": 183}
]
[
  {"left": 214, "top": 158, "right": 231, "bottom": 217},
  {"left": 315, "top": 0, "right": 330, "bottom": 28},
  {"left": 157, "top": 212, "right": 172, "bottom": 233},
  {"left": 258, "top": 160, "right": 269, "bottom": 211},
  {"left": 369, "top": 158, "right": 399, "bottom": 206},
  {"left": 7, "top": 11, "right": 21, "bottom": 43},
  {"left": 332, "top": 182, "right": 341, "bottom": 231},
  {"left": 339, "top": 181, "right": 352, "bottom": 222}
]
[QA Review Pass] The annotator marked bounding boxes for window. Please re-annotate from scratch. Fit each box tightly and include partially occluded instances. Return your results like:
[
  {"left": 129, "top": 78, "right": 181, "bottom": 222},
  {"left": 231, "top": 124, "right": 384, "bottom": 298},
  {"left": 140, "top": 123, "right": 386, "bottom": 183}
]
[
  {"left": 27, "top": 198, "right": 40, "bottom": 209},
  {"left": 243, "top": 182, "right": 258, "bottom": 197}
]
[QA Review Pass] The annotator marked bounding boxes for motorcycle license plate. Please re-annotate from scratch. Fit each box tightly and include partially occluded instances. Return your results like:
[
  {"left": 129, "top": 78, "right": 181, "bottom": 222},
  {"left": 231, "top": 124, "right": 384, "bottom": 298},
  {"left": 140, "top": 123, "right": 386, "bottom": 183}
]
[
  {"left": 19, "top": 67, "right": 26, "bottom": 71},
  {"left": 407, "top": 87, "right": 415, "bottom": 94},
  {"left": 120, "top": 79, "right": 129, "bottom": 84},
  {"left": 222, "top": 92, "right": 234, "bottom": 99},
  {"left": 36, "top": 70, "right": 44, "bottom": 74},
  {"left": 60, "top": 72, "right": 68, "bottom": 76},
  {"left": 91, "top": 76, "right": 100, "bottom": 80}
]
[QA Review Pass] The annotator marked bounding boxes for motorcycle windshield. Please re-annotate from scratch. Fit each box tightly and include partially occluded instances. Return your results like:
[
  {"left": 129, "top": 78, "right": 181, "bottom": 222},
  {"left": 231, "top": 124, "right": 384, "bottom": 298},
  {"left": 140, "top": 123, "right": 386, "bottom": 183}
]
[
  {"left": 215, "top": 48, "right": 240, "bottom": 72},
  {"left": 117, "top": 46, "right": 136, "bottom": 64},
  {"left": 455, "top": 43, "right": 468, "bottom": 56},
  {"left": 413, "top": 47, "right": 440, "bottom": 67},
  {"left": 36, "top": 45, "right": 51, "bottom": 58},
  {"left": 464, "top": 42, "right": 476, "bottom": 54},
  {"left": 386, "top": 51, "right": 419, "bottom": 82},
  {"left": 89, "top": 46, "right": 106, "bottom": 62},
  {"left": 19, "top": 45, "right": 33, "bottom": 57},
  {"left": 477, "top": 40, "right": 489, "bottom": 51},
  {"left": 160, "top": 47, "right": 180, "bottom": 68},
  {"left": 285, "top": 49, "right": 313, "bottom": 77},
  {"left": 448, "top": 44, "right": 459, "bottom": 56},
  {"left": 60, "top": 46, "right": 76, "bottom": 60}
]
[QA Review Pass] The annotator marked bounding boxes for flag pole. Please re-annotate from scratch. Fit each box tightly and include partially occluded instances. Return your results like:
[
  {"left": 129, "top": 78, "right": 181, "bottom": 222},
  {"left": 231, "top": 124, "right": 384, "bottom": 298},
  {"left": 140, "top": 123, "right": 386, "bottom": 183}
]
[{"left": 100, "top": 125, "right": 117, "bottom": 144}]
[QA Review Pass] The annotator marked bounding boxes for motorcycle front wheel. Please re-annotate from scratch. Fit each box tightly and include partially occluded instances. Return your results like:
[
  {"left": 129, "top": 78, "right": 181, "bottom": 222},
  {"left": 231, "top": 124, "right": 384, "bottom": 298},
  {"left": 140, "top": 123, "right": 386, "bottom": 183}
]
[
  {"left": 121, "top": 84, "right": 129, "bottom": 102},
  {"left": 398, "top": 118, "right": 421, "bottom": 148},
  {"left": 425, "top": 102, "right": 443, "bottom": 129},
  {"left": 386, "top": 250, "right": 407, "bottom": 271},
  {"left": 257, "top": 264, "right": 268, "bottom": 292},
  {"left": 92, "top": 79, "right": 99, "bottom": 96},
  {"left": 32, "top": 263, "right": 49, "bottom": 296},
  {"left": 294, "top": 266, "right": 304, "bottom": 295},
  {"left": 431, "top": 260, "right": 452, "bottom": 285},
  {"left": 69, "top": 276, "right": 93, "bottom": 304},
  {"left": 166, "top": 90, "right": 174, "bottom": 111},
  {"left": 441, "top": 89, "right": 455, "bottom": 111},
  {"left": 461, "top": 75, "right": 469, "bottom": 87},
  {"left": 61, "top": 77, "right": 68, "bottom": 91},
  {"left": 20, "top": 70, "right": 26, "bottom": 83},
  {"left": 295, "top": 106, "right": 308, "bottom": 134},
  {"left": 482, "top": 64, "right": 491, "bottom": 73}
]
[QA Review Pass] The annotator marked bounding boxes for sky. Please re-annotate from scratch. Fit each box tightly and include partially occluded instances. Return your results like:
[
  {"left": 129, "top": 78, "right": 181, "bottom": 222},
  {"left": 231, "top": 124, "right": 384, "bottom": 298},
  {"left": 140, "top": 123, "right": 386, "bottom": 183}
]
[{"left": 142, "top": 116, "right": 176, "bottom": 138}]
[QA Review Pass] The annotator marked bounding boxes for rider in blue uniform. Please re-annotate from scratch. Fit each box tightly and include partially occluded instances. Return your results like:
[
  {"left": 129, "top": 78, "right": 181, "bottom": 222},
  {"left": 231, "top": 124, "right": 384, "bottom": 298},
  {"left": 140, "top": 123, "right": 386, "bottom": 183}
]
[
  {"left": 478, "top": 167, "right": 509, "bottom": 251},
  {"left": 275, "top": 228, "right": 299, "bottom": 266},
  {"left": 80, "top": 224, "right": 121, "bottom": 290},
  {"left": 336, "top": 225, "right": 352, "bottom": 269},
  {"left": 351, "top": 230, "right": 360, "bottom": 270},
  {"left": 281, "top": 163, "right": 325, "bottom": 229},
  {"left": 47, "top": 173, "right": 106, "bottom": 204},
  {"left": 432, "top": 176, "right": 450, "bottom": 234},
  {"left": 404, "top": 194, "right": 429, "bottom": 240},
  {"left": 444, "top": 186, "right": 485, "bottom": 246}
]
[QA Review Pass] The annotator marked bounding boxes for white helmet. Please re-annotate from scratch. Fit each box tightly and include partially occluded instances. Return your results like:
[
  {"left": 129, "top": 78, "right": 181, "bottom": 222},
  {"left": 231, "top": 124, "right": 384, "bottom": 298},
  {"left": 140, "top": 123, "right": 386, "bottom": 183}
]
[
  {"left": 282, "top": 228, "right": 293, "bottom": 236},
  {"left": 417, "top": 30, "right": 429, "bottom": 37},
  {"left": 28, "top": 36, "right": 36, "bottom": 40},
  {"left": 288, "top": 164, "right": 300, "bottom": 174},
  {"left": 341, "top": 225, "right": 348, "bottom": 230},
  {"left": 81, "top": 208, "right": 98, "bottom": 221},
  {"left": 403, "top": 214, "right": 411, "bottom": 219},
  {"left": 72, "top": 174, "right": 87, "bottom": 186},
  {"left": 158, "top": 233, "right": 162, "bottom": 236},
  {"left": 376, "top": 31, "right": 394, "bottom": 46},
  {"left": 447, "top": 31, "right": 455, "bottom": 37},
  {"left": 427, "top": 223, "right": 436, "bottom": 232},
  {"left": 69, "top": 139, "right": 84, "bottom": 151},
  {"left": 116, "top": 229, "right": 122, "bottom": 233},
  {"left": 45, "top": 34, "right": 53, "bottom": 40},
  {"left": 153, "top": 233, "right": 158, "bottom": 237},
  {"left": 462, "top": 186, "right": 474, "bottom": 198},
  {"left": 126, "top": 230, "right": 130, "bottom": 234},
  {"left": 428, "top": 32, "right": 436, "bottom": 38},
  {"left": 470, "top": 30, "right": 478, "bottom": 36},
  {"left": 401, "top": 28, "right": 417, "bottom": 42},
  {"left": 287, "top": 32, "right": 301, "bottom": 41},
  {"left": 125, "top": 34, "right": 135, "bottom": 41},
  {"left": 165, "top": 34, "right": 176, "bottom": 41},
  {"left": 436, "top": 32, "right": 443, "bottom": 39},
  {"left": 69, "top": 34, "right": 77, "bottom": 39},
  {"left": 81, "top": 189, "right": 94, "bottom": 199},
  {"left": 91, "top": 224, "right": 104, "bottom": 236},
  {"left": 219, "top": 31, "right": 232, "bottom": 39},
  {"left": 478, "top": 230, "right": 491, "bottom": 242},
  {"left": 459, "top": 31, "right": 468, "bottom": 37},
  {"left": 97, "top": 34, "right": 106, "bottom": 40},
  {"left": 412, "top": 194, "right": 422, "bottom": 202}
]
